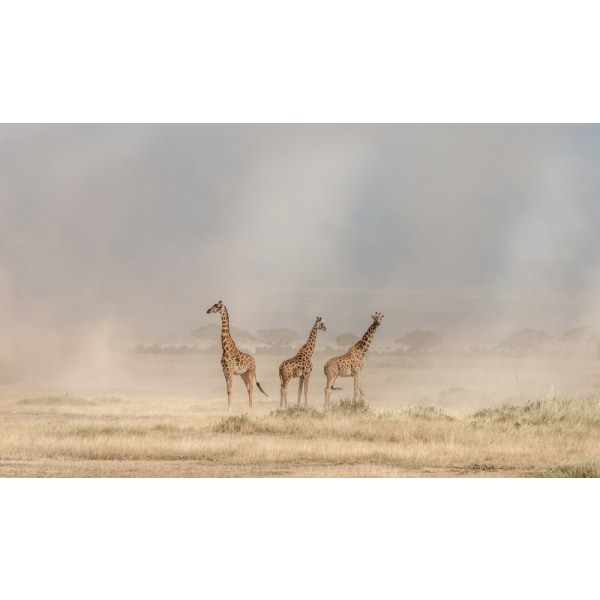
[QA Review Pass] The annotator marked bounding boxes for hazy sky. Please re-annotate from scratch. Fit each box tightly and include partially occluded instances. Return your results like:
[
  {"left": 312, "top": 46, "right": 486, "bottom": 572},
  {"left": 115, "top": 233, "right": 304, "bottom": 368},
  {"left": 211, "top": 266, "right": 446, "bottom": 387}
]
[{"left": 2, "top": 124, "right": 600, "bottom": 343}]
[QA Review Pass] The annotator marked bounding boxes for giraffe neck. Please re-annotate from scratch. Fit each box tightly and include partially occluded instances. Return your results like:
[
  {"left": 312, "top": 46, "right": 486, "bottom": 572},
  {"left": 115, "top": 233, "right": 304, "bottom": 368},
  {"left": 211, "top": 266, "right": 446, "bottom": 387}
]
[
  {"left": 220, "top": 305, "right": 237, "bottom": 355},
  {"left": 353, "top": 322, "right": 379, "bottom": 356},
  {"left": 298, "top": 323, "right": 319, "bottom": 359}
]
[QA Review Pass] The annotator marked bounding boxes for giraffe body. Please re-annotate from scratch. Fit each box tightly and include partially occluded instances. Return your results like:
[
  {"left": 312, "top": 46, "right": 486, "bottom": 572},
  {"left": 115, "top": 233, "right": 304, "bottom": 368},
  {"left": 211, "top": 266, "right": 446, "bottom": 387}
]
[
  {"left": 207, "top": 300, "right": 267, "bottom": 411},
  {"left": 279, "top": 317, "right": 326, "bottom": 408},
  {"left": 323, "top": 312, "right": 383, "bottom": 409}
]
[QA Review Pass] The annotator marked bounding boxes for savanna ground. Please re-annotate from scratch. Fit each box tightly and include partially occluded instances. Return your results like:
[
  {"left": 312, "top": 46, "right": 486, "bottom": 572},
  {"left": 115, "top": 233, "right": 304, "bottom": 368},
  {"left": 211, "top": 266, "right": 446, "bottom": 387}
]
[{"left": 1, "top": 350, "right": 600, "bottom": 477}]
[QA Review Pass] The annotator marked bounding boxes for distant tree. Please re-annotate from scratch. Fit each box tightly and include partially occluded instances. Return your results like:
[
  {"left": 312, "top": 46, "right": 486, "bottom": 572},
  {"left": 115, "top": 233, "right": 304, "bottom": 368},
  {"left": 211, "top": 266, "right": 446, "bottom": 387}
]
[
  {"left": 257, "top": 328, "right": 301, "bottom": 350},
  {"left": 396, "top": 330, "right": 442, "bottom": 353},
  {"left": 335, "top": 333, "right": 359, "bottom": 348},
  {"left": 499, "top": 329, "right": 553, "bottom": 353},
  {"left": 191, "top": 323, "right": 259, "bottom": 346},
  {"left": 559, "top": 326, "right": 597, "bottom": 343},
  {"left": 190, "top": 323, "right": 221, "bottom": 346},
  {"left": 134, "top": 342, "right": 200, "bottom": 355}
]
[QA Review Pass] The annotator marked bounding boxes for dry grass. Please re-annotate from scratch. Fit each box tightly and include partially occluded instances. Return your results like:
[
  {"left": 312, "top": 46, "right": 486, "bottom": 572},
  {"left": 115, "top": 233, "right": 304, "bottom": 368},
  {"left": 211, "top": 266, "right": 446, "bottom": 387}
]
[{"left": 1, "top": 387, "right": 600, "bottom": 477}]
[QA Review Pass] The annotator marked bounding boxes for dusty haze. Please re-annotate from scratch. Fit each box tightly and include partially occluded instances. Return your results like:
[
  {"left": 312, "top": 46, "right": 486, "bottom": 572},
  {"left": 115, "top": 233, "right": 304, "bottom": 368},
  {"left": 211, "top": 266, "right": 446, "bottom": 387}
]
[{"left": 2, "top": 124, "right": 600, "bottom": 402}]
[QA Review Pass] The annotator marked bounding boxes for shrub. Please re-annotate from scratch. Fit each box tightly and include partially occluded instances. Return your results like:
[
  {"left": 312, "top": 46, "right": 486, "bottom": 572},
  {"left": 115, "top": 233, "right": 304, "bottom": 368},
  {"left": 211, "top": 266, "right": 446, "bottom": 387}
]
[
  {"left": 18, "top": 395, "right": 96, "bottom": 407},
  {"left": 330, "top": 398, "right": 371, "bottom": 415},
  {"left": 215, "top": 414, "right": 255, "bottom": 434},
  {"left": 543, "top": 462, "right": 600, "bottom": 478},
  {"left": 270, "top": 406, "right": 325, "bottom": 419},
  {"left": 472, "top": 394, "right": 600, "bottom": 427},
  {"left": 408, "top": 405, "right": 454, "bottom": 421},
  {"left": 469, "top": 463, "right": 496, "bottom": 472}
]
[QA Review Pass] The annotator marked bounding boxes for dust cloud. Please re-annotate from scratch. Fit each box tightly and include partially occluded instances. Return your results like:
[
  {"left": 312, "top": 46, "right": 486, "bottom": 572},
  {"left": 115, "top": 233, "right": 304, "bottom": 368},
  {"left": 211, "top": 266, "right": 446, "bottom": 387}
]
[{"left": 2, "top": 124, "right": 600, "bottom": 408}]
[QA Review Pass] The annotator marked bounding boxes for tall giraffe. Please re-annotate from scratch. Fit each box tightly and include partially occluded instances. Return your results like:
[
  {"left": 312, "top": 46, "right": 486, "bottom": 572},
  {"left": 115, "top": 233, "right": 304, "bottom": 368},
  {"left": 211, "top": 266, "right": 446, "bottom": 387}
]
[
  {"left": 279, "top": 316, "right": 327, "bottom": 409},
  {"left": 323, "top": 312, "right": 384, "bottom": 409},
  {"left": 206, "top": 300, "right": 267, "bottom": 411}
]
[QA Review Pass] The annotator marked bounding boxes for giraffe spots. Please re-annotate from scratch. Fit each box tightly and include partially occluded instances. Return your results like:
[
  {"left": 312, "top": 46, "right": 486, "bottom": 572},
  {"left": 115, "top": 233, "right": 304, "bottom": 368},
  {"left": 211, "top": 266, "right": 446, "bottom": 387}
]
[{"left": 293, "top": 365, "right": 306, "bottom": 378}]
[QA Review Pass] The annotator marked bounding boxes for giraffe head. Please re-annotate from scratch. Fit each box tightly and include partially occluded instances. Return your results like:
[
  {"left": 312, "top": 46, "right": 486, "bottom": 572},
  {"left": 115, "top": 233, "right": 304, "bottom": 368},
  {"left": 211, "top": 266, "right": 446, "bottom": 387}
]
[
  {"left": 207, "top": 300, "right": 224, "bottom": 314},
  {"left": 315, "top": 316, "right": 327, "bottom": 333},
  {"left": 371, "top": 312, "right": 384, "bottom": 326}
]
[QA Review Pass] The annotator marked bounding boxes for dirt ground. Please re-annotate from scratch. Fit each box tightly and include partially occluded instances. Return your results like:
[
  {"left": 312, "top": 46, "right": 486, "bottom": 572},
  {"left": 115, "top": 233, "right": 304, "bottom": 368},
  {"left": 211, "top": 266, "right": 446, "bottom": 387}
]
[{"left": 0, "top": 459, "right": 535, "bottom": 478}]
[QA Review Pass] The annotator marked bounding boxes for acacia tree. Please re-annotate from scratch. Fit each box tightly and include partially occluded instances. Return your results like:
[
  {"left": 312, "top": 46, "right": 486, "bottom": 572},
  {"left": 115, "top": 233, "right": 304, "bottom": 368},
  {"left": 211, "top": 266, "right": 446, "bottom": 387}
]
[
  {"left": 498, "top": 329, "right": 552, "bottom": 353},
  {"left": 559, "top": 327, "right": 598, "bottom": 343},
  {"left": 190, "top": 323, "right": 221, "bottom": 346},
  {"left": 257, "top": 328, "right": 300, "bottom": 350},
  {"left": 396, "top": 330, "right": 442, "bottom": 353},
  {"left": 335, "top": 333, "right": 359, "bottom": 348},
  {"left": 191, "top": 323, "right": 259, "bottom": 347}
]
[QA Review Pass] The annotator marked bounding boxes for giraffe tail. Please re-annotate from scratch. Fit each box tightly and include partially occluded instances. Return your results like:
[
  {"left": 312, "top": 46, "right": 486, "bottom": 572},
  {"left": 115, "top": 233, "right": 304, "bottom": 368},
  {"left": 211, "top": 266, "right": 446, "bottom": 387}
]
[
  {"left": 331, "top": 385, "right": 342, "bottom": 391},
  {"left": 256, "top": 381, "right": 268, "bottom": 397}
]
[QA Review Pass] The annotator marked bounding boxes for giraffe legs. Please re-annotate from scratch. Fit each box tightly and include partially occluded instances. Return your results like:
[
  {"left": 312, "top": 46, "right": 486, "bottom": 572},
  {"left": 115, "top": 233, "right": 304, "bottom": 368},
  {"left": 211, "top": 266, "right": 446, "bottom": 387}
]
[
  {"left": 223, "top": 370, "right": 233, "bottom": 412},
  {"left": 241, "top": 371, "right": 253, "bottom": 411},
  {"left": 323, "top": 359, "right": 339, "bottom": 410},
  {"left": 302, "top": 367, "right": 313, "bottom": 407},
  {"left": 324, "top": 375, "right": 337, "bottom": 410},
  {"left": 302, "top": 376, "right": 310, "bottom": 407},
  {"left": 280, "top": 372, "right": 291, "bottom": 409},
  {"left": 353, "top": 373, "right": 365, "bottom": 401},
  {"left": 281, "top": 375, "right": 309, "bottom": 409},
  {"left": 297, "top": 376, "right": 304, "bottom": 406},
  {"left": 222, "top": 367, "right": 257, "bottom": 412}
]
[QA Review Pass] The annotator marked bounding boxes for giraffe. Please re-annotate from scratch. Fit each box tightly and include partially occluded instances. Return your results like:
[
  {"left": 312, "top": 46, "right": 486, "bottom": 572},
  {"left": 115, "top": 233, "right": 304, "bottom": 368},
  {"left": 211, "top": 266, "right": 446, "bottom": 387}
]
[
  {"left": 323, "top": 312, "right": 384, "bottom": 409},
  {"left": 279, "top": 316, "right": 327, "bottom": 409},
  {"left": 206, "top": 300, "right": 268, "bottom": 411}
]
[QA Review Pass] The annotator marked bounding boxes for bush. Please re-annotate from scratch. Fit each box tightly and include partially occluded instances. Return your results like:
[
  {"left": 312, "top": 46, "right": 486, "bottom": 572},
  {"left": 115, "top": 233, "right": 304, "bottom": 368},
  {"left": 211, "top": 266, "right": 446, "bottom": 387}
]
[
  {"left": 543, "top": 462, "right": 600, "bottom": 478},
  {"left": 215, "top": 414, "right": 255, "bottom": 434},
  {"left": 270, "top": 406, "right": 325, "bottom": 419},
  {"left": 330, "top": 398, "right": 371, "bottom": 415},
  {"left": 469, "top": 463, "right": 496, "bottom": 472},
  {"left": 408, "top": 406, "right": 454, "bottom": 421},
  {"left": 471, "top": 394, "right": 600, "bottom": 427},
  {"left": 18, "top": 395, "right": 96, "bottom": 407}
]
